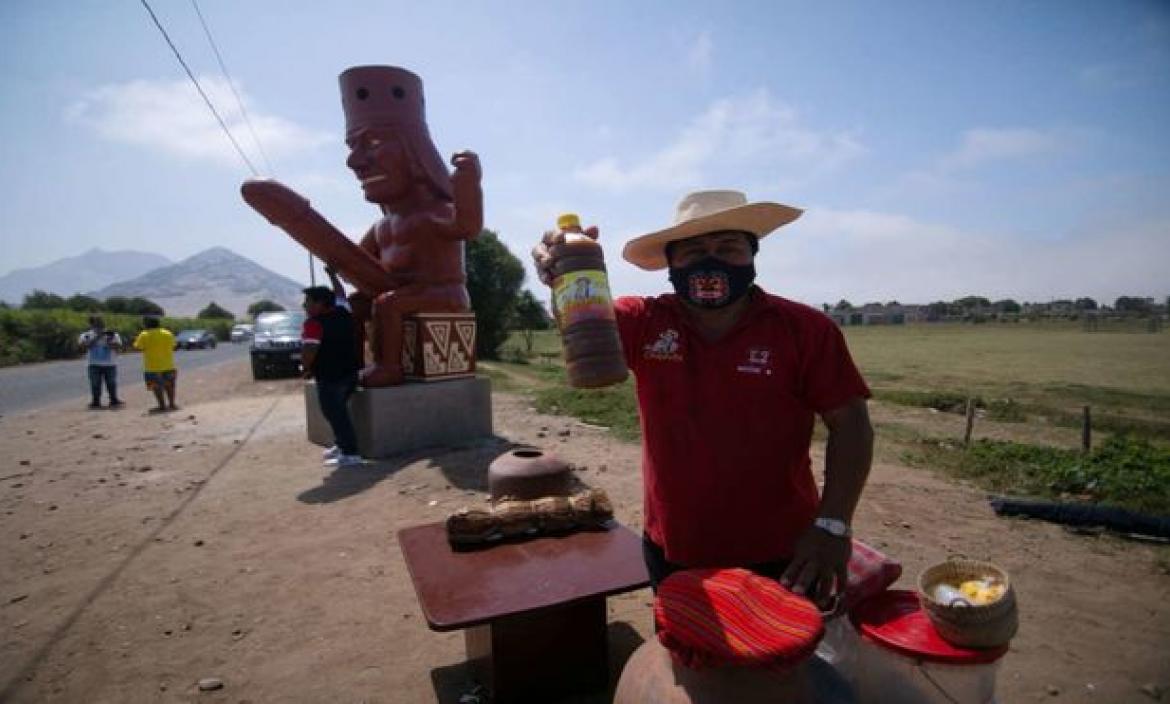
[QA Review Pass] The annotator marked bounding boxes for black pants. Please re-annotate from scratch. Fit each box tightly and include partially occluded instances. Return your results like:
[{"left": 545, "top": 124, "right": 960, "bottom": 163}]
[
  {"left": 316, "top": 377, "right": 358, "bottom": 456},
  {"left": 87, "top": 365, "right": 119, "bottom": 404},
  {"left": 642, "top": 533, "right": 790, "bottom": 592}
]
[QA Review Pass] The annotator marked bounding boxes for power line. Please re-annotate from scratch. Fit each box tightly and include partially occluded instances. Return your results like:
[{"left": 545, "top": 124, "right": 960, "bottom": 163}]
[
  {"left": 139, "top": 0, "right": 259, "bottom": 177},
  {"left": 189, "top": 0, "right": 275, "bottom": 176}
]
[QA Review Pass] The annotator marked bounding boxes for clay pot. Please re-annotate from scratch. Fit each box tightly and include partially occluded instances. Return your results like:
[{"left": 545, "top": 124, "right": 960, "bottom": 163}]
[
  {"left": 488, "top": 448, "right": 570, "bottom": 501},
  {"left": 613, "top": 639, "right": 814, "bottom": 704}
]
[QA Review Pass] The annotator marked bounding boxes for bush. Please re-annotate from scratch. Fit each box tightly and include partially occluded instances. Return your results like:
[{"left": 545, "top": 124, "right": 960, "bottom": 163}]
[
  {"left": 903, "top": 434, "right": 1170, "bottom": 514},
  {"left": 0, "top": 308, "right": 234, "bottom": 366}
]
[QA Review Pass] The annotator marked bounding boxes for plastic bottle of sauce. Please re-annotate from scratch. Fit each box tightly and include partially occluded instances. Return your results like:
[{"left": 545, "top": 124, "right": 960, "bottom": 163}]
[{"left": 550, "top": 213, "right": 628, "bottom": 388}]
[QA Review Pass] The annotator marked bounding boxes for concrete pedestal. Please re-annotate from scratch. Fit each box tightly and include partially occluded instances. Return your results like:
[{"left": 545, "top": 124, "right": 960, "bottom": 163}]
[{"left": 305, "top": 377, "right": 493, "bottom": 458}]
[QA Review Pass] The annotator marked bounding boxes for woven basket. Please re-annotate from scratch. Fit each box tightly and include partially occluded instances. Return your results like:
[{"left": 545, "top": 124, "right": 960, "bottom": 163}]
[{"left": 918, "top": 557, "right": 1019, "bottom": 649}]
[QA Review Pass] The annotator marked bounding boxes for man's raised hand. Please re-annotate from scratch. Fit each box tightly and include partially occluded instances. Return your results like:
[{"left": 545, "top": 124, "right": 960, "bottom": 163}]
[{"left": 531, "top": 225, "right": 600, "bottom": 287}]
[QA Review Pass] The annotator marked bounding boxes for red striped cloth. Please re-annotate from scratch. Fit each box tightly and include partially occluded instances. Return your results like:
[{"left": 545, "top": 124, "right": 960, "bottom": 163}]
[{"left": 654, "top": 568, "right": 824, "bottom": 670}]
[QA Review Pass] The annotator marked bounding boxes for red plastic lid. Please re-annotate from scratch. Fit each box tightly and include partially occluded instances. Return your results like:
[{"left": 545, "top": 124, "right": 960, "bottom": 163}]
[{"left": 851, "top": 590, "right": 1009, "bottom": 665}]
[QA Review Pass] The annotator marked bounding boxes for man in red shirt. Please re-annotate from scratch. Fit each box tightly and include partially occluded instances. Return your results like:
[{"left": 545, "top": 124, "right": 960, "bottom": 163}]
[{"left": 533, "top": 190, "right": 873, "bottom": 609}]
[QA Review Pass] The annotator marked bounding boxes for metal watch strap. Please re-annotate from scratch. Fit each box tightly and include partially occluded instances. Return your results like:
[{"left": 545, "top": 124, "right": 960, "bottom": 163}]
[{"left": 813, "top": 517, "right": 852, "bottom": 538}]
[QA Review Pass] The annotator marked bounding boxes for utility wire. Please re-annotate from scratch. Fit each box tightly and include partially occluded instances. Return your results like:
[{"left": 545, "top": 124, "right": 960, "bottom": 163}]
[
  {"left": 189, "top": 0, "right": 275, "bottom": 176},
  {"left": 139, "top": 0, "right": 260, "bottom": 177}
]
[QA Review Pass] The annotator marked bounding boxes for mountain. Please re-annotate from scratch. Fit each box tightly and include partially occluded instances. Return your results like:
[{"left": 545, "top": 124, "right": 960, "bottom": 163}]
[
  {"left": 91, "top": 247, "right": 307, "bottom": 318},
  {"left": 0, "top": 248, "right": 172, "bottom": 305}
]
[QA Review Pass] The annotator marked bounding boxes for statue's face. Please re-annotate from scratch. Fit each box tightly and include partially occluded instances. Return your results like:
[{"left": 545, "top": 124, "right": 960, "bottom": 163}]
[{"left": 346, "top": 127, "right": 411, "bottom": 204}]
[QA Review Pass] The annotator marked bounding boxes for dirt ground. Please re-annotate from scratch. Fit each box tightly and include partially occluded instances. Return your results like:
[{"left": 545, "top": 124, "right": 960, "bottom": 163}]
[{"left": 1, "top": 358, "right": 1167, "bottom": 703}]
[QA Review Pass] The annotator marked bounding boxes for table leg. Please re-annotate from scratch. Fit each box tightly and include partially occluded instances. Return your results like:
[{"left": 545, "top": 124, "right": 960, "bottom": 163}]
[{"left": 465, "top": 597, "right": 608, "bottom": 703}]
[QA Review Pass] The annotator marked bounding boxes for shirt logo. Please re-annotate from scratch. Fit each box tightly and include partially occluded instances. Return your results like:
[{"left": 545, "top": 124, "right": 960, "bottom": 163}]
[
  {"left": 643, "top": 328, "right": 682, "bottom": 361},
  {"left": 737, "top": 346, "right": 773, "bottom": 375}
]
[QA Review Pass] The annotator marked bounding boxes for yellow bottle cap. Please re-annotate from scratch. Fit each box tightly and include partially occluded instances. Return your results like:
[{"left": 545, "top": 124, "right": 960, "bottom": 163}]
[{"left": 557, "top": 213, "right": 581, "bottom": 230}]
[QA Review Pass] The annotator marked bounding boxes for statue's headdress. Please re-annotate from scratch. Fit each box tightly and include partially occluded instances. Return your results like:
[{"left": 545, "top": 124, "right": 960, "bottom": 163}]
[{"left": 339, "top": 66, "right": 453, "bottom": 201}]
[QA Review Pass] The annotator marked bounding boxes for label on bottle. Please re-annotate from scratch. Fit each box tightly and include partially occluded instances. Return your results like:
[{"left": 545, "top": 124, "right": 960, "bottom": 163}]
[{"left": 553, "top": 269, "right": 616, "bottom": 327}]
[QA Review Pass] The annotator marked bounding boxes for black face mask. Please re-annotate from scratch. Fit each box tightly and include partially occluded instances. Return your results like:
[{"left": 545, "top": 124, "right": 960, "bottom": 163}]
[{"left": 668, "top": 256, "right": 756, "bottom": 309}]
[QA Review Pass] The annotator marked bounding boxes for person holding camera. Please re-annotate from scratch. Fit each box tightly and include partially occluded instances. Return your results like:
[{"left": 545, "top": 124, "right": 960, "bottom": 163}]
[{"left": 78, "top": 315, "right": 124, "bottom": 409}]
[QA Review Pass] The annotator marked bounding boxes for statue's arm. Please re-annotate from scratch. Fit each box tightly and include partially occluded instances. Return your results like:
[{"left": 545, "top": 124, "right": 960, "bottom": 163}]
[
  {"left": 240, "top": 179, "right": 392, "bottom": 295},
  {"left": 446, "top": 150, "right": 483, "bottom": 240},
  {"left": 359, "top": 226, "right": 379, "bottom": 260}
]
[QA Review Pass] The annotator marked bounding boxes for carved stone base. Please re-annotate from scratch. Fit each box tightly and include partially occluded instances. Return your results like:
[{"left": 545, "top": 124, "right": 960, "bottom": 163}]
[{"left": 305, "top": 377, "right": 492, "bottom": 458}]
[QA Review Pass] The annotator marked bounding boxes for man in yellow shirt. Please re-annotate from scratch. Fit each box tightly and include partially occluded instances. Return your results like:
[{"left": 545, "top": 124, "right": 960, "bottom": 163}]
[{"left": 133, "top": 316, "right": 178, "bottom": 413}]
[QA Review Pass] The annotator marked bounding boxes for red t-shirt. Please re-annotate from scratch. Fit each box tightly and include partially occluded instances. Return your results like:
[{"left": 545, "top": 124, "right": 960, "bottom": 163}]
[{"left": 615, "top": 287, "right": 870, "bottom": 567}]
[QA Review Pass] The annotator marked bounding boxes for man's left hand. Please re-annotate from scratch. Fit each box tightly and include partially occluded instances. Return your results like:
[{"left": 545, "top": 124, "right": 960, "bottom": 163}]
[{"left": 780, "top": 526, "right": 851, "bottom": 610}]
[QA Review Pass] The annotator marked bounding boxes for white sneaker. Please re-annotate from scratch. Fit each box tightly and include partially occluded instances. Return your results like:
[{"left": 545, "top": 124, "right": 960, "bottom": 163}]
[
  {"left": 322, "top": 445, "right": 341, "bottom": 460},
  {"left": 325, "top": 454, "right": 363, "bottom": 467}
]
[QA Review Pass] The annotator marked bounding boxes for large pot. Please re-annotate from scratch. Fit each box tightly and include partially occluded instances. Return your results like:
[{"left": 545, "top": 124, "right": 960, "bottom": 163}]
[
  {"left": 488, "top": 447, "right": 571, "bottom": 501},
  {"left": 613, "top": 639, "right": 814, "bottom": 704}
]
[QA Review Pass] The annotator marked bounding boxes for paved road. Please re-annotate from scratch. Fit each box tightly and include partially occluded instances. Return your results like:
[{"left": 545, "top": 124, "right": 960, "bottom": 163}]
[{"left": 0, "top": 343, "right": 250, "bottom": 416}]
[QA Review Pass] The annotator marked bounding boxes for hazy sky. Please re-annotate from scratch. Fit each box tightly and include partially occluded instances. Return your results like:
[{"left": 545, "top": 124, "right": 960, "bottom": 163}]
[{"left": 1, "top": 1, "right": 1168, "bottom": 307}]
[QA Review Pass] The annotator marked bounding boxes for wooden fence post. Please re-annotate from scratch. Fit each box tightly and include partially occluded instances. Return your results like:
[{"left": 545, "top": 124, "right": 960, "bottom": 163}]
[
  {"left": 1082, "top": 405, "right": 1092, "bottom": 453},
  {"left": 963, "top": 398, "right": 976, "bottom": 447}
]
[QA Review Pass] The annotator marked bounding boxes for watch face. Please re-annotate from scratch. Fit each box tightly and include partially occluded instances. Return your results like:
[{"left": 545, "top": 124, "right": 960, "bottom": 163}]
[{"left": 816, "top": 518, "right": 849, "bottom": 537}]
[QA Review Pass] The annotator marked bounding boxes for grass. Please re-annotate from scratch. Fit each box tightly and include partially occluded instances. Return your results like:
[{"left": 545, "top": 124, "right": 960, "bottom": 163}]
[
  {"left": 846, "top": 323, "right": 1170, "bottom": 442},
  {"left": 488, "top": 323, "right": 1170, "bottom": 513},
  {"left": 531, "top": 379, "right": 641, "bottom": 441}
]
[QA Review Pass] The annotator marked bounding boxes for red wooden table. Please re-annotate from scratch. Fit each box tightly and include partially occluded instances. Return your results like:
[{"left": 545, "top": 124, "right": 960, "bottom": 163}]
[{"left": 398, "top": 522, "right": 650, "bottom": 702}]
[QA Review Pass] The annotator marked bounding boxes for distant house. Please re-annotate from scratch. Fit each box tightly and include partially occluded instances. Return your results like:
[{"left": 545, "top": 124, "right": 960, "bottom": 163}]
[{"left": 829, "top": 303, "right": 924, "bottom": 326}]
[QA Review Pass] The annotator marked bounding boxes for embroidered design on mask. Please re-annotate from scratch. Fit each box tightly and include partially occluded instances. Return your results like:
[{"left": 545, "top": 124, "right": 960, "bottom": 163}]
[
  {"left": 688, "top": 271, "right": 730, "bottom": 304},
  {"left": 643, "top": 328, "right": 683, "bottom": 361}
]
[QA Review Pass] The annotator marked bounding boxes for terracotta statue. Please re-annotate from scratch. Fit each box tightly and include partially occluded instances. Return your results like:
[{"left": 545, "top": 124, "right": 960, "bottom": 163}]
[{"left": 241, "top": 65, "right": 482, "bottom": 386}]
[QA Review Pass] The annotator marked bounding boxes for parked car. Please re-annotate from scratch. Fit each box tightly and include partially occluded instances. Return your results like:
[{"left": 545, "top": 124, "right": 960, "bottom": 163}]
[
  {"left": 250, "top": 312, "right": 305, "bottom": 379},
  {"left": 230, "top": 323, "right": 255, "bottom": 343},
  {"left": 175, "top": 329, "right": 218, "bottom": 350}
]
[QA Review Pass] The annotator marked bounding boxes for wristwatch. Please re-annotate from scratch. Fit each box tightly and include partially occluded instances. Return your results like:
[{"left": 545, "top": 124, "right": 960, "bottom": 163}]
[{"left": 814, "top": 517, "right": 852, "bottom": 539}]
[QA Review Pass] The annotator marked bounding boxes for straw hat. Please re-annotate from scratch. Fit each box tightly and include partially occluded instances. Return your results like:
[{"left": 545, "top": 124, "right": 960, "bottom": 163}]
[{"left": 622, "top": 190, "right": 803, "bottom": 271}]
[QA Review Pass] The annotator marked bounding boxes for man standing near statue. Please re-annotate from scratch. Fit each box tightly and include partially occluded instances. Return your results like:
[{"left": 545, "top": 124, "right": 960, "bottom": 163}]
[
  {"left": 241, "top": 65, "right": 482, "bottom": 387},
  {"left": 301, "top": 284, "right": 362, "bottom": 467}
]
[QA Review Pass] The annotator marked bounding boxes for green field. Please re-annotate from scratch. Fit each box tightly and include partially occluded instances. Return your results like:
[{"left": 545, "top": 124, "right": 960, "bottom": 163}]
[
  {"left": 845, "top": 323, "right": 1170, "bottom": 444},
  {"left": 488, "top": 323, "right": 1170, "bottom": 513}
]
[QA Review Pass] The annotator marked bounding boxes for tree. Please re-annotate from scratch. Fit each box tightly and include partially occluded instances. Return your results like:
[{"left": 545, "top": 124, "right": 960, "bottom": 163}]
[
  {"left": 22, "top": 290, "right": 66, "bottom": 310},
  {"left": 198, "top": 302, "right": 235, "bottom": 319},
  {"left": 992, "top": 299, "right": 1021, "bottom": 314},
  {"left": 128, "top": 297, "right": 164, "bottom": 315},
  {"left": 247, "top": 300, "right": 286, "bottom": 318},
  {"left": 1074, "top": 297, "right": 1098, "bottom": 311},
  {"left": 833, "top": 300, "right": 853, "bottom": 311},
  {"left": 953, "top": 296, "right": 991, "bottom": 309},
  {"left": 465, "top": 229, "right": 525, "bottom": 359},
  {"left": 103, "top": 296, "right": 131, "bottom": 314},
  {"left": 65, "top": 294, "right": 103, "bottom": 312},
  {"left": 927, "top": 301, "right": 951, "bottom": 318},
  {"left": 513, "top": 289, "right": 552, "bottom": 354},
  {"left": 514, "top": 290, "right": 551, "bottom": 331},
  {"left": 104, "top": 296, "right": 164, "bottom": 315},
  {"left": 1115, "top": 296, "right": 1152, "bottom": 314}
]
